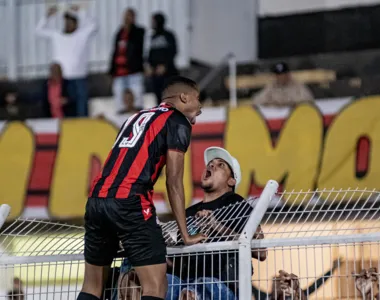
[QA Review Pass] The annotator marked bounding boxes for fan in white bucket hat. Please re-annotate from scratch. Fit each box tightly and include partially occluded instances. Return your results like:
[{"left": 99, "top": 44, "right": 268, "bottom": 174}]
[{"left": 204, "top": 146, "right": 242, "bottom": 189}]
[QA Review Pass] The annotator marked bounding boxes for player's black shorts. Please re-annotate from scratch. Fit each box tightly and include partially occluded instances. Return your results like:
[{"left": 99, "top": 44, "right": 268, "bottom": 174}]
[{"left": 84, "top": 195, "right": 167, "bottom": 267}]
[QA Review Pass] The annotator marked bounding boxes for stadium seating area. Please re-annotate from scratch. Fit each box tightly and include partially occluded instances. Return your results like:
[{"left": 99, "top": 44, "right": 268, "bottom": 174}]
[
  {"left": 3, "top": 38, "right": 380, "bottom": 118},
  {"left": 210, "top": 48, "right": 380, "bottom": 102}
]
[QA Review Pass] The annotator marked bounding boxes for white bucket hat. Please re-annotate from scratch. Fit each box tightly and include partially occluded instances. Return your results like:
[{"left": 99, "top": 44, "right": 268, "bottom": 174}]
[{"left": 204, "top": 147, "right": 241, "bottom": 188}]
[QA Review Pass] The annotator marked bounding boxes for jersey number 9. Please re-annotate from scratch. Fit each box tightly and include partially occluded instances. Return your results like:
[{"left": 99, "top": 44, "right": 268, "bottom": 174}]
[{"left": 113, "top": 112, "right": 155, "bottom": 148}]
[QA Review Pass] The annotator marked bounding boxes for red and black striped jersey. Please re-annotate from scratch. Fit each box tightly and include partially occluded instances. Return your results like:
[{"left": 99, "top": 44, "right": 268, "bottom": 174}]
[{"left": 89, "top": 103, "right": 191, "bottom": 202}]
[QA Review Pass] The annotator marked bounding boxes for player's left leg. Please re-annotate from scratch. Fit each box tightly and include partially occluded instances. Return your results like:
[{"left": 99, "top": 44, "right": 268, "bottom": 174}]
[
  {"left": 78, "top": 263, "right": 109, "bottom": 299},
  {"left": 117, "top": 196, "right": 168, "bottom": 299},
  {"left": 78, "top": 197, "right": 119, "bottom": 300}
]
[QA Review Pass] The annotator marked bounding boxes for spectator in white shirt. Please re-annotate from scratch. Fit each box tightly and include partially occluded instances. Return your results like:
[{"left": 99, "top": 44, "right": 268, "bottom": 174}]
[{"left": 35, "top": 5, "right": 97, "bottom": 117}]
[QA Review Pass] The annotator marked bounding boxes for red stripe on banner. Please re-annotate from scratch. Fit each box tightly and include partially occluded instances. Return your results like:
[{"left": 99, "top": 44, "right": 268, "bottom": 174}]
[
  {"left": 27, "top": 195, "right": 49, "bottom": 207},
  {"left": 194, "top": 187, "right": 203, "bottom": 199},
  {"left": 266, "top": 119, "right": 286, "bottom": 131},
  {"left": 116, "top": 112, "right": 173, "bottom": 199},
  {"left": 29, "top": 151, "right": 57, "bottom": 190},
  {"left": 323, "top": 114, "right": 335, "bottom": 126},
  {"left": 356, "top": 136, "right": 370, "bottom": 173},
  {"left": 98, "top": 148, "right": 129, "bottom": 198},
  {"left": 192, "top": 122, "right": 225, "bottom": 135},
  {"left": 266, "top": 114, "right": 337, "bottom": 131},
  {"left": 36, "top": 134, "right": 59, "bottom": 145}
]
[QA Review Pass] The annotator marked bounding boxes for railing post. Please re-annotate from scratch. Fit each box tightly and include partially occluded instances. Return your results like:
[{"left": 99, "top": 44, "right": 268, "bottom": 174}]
[
  {"left": 238, "top": 180, "right": 279, "bottom": 299},
  {"left": 228, "top": 53, "right": 237, "bottom": 108},
  {"left": 6, "top": 0, "right": 17, "bottom": 80},
  {"left": 0, "top": 204, "right": 11, "bottom": 230}
]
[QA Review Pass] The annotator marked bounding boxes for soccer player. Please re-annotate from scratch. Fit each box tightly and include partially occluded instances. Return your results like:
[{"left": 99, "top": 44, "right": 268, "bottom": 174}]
[{"left": 77, "top": 76, "right": 206, "bottom": 300}]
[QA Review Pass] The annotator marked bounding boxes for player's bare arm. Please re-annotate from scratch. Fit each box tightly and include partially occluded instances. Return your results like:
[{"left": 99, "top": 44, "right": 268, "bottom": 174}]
[{"left": 166, "top": 150, "right": 206, "bottom": 245}]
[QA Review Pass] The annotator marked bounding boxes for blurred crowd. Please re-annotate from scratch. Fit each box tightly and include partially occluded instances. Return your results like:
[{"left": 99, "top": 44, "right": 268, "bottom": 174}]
[
  {"left": 0, "top": 5, "right": 315, "bottom": 122},
  {"left": 0, "top": 4, "right": 178, "bottom": 121},
  {"left": 0, "top": 4, "right": 316, "bottom": 122}
]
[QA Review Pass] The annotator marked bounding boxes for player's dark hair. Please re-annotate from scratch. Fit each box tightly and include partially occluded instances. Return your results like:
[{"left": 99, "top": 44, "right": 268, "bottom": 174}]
[{"left": 162, "top": 76, "right": 198, "bottom": 94}]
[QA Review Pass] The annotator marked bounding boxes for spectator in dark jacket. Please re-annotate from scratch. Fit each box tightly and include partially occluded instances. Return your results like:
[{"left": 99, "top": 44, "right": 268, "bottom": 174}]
[
  {"left": 42, "top": 63, "right": 75, "bottom": 118},
  {"left": 109, "top": 8, "right": 145, "bottom": 113},
  {"left": 146, "top": 13, "right": 178, "bottom": 104}
]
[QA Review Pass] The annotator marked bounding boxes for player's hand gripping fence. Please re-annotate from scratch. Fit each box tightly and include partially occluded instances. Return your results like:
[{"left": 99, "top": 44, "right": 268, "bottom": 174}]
[{"left": 2, "top": 182, "right": 380, "bottom": 299}]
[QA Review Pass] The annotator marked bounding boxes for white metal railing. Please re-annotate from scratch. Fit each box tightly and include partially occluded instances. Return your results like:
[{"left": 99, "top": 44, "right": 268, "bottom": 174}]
[
  {"left": 0, "top": 204, "right": 10, "bottom": 230},
  {"left": 1, "top": 0, "right": 191, "bottom": 80},
  {"left": 2, "top": 182, "right": 380, "bottom": 299}
]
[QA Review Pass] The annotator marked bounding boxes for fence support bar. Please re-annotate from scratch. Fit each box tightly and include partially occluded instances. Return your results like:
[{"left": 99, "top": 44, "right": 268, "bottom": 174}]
[
  {"left": 0, "top": 204, "right": 10, "bottom": 230},
  {"left": 6, "top": 0, "right": 17, "bottom": 80},
  {"left": 238, "top": 180, "right": 279, "bottom": 299},
  {"left": 228, "top": 54, "right": 237, "bottom": 108}
]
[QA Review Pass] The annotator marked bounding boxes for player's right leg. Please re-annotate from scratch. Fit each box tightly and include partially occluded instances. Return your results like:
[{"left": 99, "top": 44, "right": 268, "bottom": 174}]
[
  {"left": 78, "top": 198, "right": 119, "bottom": 300},
  {"left": 116, "top": 196, "right": 168, "bottom": 300},
  {"left": 134, "top": 263, "right": 168, "bottom": 299}
]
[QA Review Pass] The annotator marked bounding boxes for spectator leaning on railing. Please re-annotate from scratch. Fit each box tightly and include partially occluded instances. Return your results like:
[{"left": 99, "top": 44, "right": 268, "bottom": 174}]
[
  {"left": 252, "top": 62, "right": 314, "bottom": 107},
  {"left": 35, "top": 4, "right": 97, "bottom": 117},
  {"left": 165, "top": 147, "right": 267, "bottom": 300}
]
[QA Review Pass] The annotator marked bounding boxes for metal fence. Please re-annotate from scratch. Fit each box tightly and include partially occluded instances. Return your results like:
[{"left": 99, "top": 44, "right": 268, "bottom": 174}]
[
  {"left": 2, "top": 181, "right": 380, "bottom": 299},
  {"left": 1, "top": 0, "right": 190, "bottom": 80}
]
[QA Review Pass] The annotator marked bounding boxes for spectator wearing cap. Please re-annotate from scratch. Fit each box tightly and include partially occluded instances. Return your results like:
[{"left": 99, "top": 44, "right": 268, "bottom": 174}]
[
  {"left": 165, "top": 147, "right": 267, "bottom": 300},
  {"left": 109, "top": 8, "right": 145, "bottom": 113},
  {"left": 146, "top": 12, "right": 179, "bottom": 105},
  {"left": 252, "top": 62, "right": 314, "bottom": 107},
  {"left": 36, "top": 4, "right": 97, "bottom": 117}
]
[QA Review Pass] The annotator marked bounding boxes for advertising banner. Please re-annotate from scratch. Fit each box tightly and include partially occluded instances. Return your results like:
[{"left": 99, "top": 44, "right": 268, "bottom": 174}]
[{"left": 1, "top": 96, "right": 379, "bottom": 220}]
